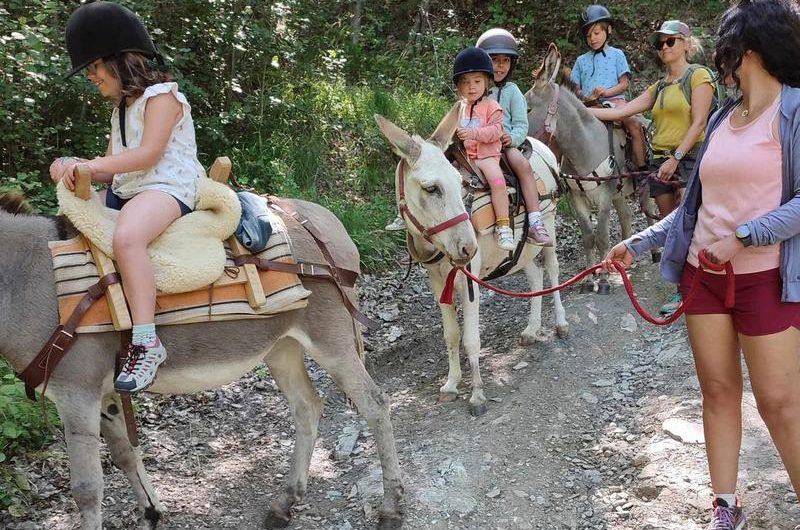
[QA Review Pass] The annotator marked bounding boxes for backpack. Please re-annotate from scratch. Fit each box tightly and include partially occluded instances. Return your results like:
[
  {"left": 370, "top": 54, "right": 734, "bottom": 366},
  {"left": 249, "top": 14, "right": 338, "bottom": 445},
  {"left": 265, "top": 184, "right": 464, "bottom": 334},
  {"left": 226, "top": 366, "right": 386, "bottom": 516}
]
[{"left": 652, "top": 64, "right": 727, "bottom": 122}]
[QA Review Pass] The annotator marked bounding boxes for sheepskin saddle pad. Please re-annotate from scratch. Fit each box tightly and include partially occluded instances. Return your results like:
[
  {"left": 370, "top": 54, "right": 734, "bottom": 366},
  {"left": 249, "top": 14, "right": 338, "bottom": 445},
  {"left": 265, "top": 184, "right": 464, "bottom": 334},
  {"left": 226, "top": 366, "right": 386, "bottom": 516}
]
[
  {"left": 49, "top": 209, "right": 311, "bottom": 334},
  {"left": 57, "top": 177, "right": 241, "bottom": 293}
]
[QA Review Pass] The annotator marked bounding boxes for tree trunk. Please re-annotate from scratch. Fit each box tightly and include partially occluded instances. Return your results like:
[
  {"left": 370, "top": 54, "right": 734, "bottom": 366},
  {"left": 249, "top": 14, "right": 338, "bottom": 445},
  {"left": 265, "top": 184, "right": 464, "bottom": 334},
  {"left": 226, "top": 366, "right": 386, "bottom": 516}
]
[
  {"left": 351, "top": 0, "right": 364, "bottom": 46},
  {"left": 410, "top": 0, "right": 431, "bottom": 55}
]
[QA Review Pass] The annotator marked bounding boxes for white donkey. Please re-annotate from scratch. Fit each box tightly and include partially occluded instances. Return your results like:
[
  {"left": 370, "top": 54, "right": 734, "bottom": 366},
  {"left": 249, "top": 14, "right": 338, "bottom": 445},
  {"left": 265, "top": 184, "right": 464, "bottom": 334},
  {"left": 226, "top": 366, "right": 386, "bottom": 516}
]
[
  {"left": 376, "top": 104, "right": 568, "bottom": 417},
  {"left": 526, "top": 44, "right": 636, "bottom": 291}
]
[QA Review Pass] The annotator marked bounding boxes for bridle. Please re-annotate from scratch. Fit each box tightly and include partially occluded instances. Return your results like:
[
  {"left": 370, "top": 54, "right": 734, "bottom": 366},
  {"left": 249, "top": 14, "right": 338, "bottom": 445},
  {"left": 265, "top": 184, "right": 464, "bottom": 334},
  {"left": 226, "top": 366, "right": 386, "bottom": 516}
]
[
  {"left": 397, "top": 161, "right": 470, "bottom": 244},
  {"left": 531, "top": 81, "right": 560, "bottom": 144}
]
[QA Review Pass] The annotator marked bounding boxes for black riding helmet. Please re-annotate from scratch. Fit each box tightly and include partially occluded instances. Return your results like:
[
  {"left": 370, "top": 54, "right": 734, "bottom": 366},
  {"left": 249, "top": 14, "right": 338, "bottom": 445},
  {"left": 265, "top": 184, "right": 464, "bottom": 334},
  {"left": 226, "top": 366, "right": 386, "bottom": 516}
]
[
  {"left": 452, "top": 47, "right": 494, "bottom": 84},
  {"left": 64, "top": 1, "right": 164, "bottom": 147},
  {"left": 64, "top": 1, "right": 162, "bottom": 79}
]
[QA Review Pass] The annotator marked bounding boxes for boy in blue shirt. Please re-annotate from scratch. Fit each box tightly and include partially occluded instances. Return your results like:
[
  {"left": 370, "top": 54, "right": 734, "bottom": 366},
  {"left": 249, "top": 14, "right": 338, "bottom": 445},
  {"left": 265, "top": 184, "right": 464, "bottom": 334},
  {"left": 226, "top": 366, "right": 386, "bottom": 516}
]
[{"left": 571, "top": 5, "right": 646, "bottom": 169}]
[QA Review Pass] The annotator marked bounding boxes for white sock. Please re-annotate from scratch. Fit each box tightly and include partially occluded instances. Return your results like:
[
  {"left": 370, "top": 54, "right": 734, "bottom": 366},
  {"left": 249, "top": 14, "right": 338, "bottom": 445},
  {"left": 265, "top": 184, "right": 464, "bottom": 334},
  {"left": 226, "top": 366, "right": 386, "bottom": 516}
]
[
  {"left": 714, "top": 493, "right": 737, "bottom": 507},
  {"left": 132, "top": 323, "right": 157, "bottom": 346},
  {"left": 527, "top": 211, "right": 542, "bottom": 225}
]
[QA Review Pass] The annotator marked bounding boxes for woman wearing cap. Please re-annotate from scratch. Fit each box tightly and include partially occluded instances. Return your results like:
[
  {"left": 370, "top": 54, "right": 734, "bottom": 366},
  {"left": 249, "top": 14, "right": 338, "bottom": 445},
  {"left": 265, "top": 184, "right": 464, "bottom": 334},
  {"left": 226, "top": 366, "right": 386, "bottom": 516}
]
[
  {"left": 477, "top": 28, "right": 551, "bottom": 246},
  {"left": 590, "top": 18, "right": 713, "bottom": 315},
  {"left": 50, "top": 1, "right": 205, "bottom": 393},
  {"left": 590, "top": 19, "right": 713, "bottom": 219},
  {"left": 602, "top": 1, "right": 800, "bottom": 528}
]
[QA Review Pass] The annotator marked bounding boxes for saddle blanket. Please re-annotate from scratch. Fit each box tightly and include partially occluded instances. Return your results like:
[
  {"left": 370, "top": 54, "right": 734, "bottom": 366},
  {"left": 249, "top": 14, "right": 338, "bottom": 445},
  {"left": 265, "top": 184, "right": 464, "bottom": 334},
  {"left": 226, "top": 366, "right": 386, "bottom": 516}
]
[
  {"left": 469, "top": 176, "right": 555, "bottom": 235},
  {"left": 49, "top": 224, "right": 311, "bottom": 333}
]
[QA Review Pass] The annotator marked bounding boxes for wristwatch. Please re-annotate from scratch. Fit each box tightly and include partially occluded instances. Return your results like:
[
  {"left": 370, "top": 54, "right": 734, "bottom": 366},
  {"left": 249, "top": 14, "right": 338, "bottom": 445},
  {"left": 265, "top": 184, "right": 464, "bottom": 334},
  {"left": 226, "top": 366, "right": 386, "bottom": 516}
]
[
  {"left": 672, "top": 149, "right": 685, "bottom": 162},
  {"left": 735, "top": 224, "right": 752, "bottom": 247}
]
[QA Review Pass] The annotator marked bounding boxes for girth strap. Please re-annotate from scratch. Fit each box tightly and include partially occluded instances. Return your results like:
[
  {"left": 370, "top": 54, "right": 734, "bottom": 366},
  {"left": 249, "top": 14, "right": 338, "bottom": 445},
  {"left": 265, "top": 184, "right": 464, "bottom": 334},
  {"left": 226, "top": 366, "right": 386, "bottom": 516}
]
[{"left": 20, "top": 272, "right": 122, "bottom": 401}]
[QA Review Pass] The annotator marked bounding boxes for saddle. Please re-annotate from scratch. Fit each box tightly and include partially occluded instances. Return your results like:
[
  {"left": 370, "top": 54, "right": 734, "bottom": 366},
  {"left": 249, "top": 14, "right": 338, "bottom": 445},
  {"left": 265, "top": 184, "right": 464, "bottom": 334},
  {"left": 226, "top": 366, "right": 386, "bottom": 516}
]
[
  {"left": 52, "top": 158, "right": 315, "bottom": 332},
  {"left": 446, "top": 140, "right": 557, "bottom": 235}
]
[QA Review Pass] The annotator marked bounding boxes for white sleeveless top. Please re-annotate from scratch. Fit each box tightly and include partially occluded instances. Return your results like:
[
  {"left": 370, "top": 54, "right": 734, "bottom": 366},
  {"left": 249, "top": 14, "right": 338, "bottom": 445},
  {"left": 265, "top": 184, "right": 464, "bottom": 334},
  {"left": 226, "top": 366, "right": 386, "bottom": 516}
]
[{"left": 110, "top": 82, "right": 205, "bottom": 208}]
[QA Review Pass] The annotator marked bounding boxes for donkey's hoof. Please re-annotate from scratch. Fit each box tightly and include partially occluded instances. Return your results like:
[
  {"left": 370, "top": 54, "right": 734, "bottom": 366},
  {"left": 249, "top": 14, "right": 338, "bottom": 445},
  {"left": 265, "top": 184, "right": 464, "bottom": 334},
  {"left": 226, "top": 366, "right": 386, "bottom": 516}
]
[
  {"left": 596, "top": 281, "right": 612, "bottom": 295},
  {"left": 264, "top": 510, "right": 291, "bottom": 528},
  {"left": 469, "top": 402, "right": 488, "bottom": 417},
  {"left": 437, "top": 392, "right": 458, "bottom": 404},
  {"left": 520, "top": 332, "right": 538, "bottom": 346},
  {"left": 651, "top": 251, "right": 662, "bottom": 264},
  {"left": 556, "top": 324, "right": 570, "bottom": 338},
  {"left": 143, "top": 506, "right": 162, "bottom": 529},
  {"left": 377, "top": 512, "right": 404, "bottom": 530}
]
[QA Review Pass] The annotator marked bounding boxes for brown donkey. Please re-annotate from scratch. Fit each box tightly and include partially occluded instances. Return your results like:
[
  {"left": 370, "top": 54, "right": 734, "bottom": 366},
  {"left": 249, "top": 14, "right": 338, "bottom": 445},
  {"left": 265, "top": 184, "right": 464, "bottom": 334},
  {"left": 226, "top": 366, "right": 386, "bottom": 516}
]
[{"left": 0, "top": 192, "right": 403, "bottom": 529}]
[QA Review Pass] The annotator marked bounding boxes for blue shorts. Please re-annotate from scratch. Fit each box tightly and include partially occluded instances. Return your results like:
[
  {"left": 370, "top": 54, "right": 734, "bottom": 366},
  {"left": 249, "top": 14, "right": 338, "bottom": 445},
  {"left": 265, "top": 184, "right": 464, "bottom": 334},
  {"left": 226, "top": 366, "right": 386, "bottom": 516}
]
[{"left": 105, "top": 189, "right": 192, "bottom": 217}]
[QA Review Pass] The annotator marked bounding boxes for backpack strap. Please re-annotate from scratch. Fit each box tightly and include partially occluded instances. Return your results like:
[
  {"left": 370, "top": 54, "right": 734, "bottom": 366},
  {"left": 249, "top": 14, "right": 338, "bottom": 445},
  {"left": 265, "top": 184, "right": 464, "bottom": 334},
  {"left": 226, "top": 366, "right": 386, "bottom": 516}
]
[{"left": 679, "top": 64, "right": 704, "bottom": 106}]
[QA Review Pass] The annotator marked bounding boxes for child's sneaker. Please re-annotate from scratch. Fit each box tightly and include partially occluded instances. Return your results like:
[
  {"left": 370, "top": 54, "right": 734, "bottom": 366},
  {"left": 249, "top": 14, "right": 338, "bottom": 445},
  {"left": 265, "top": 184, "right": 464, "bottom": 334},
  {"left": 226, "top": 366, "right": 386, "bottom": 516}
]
[
  {"left": 706, "top": 497, "right": 747, "bottom": 530},
  {"left": 526, "top": 221, "right": 553, "bottom": 247},
  {"left": 385, "top": 216, "right": 406, "bottom": 231},
  {"left": 496, "top": 225, "right": 516, "bottom": 251},
  {"left": 114, "top": 338, "right": 167, "bottom": 393}
]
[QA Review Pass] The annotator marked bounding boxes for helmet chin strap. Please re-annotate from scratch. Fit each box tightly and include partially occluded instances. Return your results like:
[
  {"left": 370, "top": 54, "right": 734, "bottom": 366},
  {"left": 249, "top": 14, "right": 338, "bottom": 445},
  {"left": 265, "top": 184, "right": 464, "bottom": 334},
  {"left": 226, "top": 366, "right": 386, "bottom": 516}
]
[{"left": 116, "top": 53, "right": 129, "bottom": 147}]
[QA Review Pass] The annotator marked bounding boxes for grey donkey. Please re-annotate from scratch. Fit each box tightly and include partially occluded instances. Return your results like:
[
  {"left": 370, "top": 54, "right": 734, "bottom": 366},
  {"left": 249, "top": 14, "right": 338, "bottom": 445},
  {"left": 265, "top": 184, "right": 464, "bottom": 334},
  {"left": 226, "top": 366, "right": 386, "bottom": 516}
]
[
  {"left": 0, "top": 192, "right": 404, "bottom": 529},
  {"left": 526, "top": 44, "right": 639, "bottom": 291}
]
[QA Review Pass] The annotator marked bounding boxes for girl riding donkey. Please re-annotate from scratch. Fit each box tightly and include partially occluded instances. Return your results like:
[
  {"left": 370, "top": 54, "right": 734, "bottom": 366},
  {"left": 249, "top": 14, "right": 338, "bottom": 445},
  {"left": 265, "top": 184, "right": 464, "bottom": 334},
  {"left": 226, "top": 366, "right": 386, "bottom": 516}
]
[
  {"left": 476, "top": 28, "right": 552, "bottom": 246},
  {"left": 50, "top": 1, "right": 204, "bottom": 393}
]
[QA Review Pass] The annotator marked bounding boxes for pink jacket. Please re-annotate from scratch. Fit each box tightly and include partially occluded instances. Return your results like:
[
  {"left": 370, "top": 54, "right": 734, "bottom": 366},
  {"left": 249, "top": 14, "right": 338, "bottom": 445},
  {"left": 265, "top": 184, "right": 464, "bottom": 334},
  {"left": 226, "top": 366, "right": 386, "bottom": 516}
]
[{"left": 459, "top": 98, "right": 503, "bottom": 160}]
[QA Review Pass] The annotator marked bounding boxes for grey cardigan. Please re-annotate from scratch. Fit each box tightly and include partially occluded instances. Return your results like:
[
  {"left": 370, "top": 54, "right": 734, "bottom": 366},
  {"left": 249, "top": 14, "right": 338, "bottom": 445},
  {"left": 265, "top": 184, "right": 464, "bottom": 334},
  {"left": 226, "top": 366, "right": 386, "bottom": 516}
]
[{"left": 626, "top": 84, "right": 800, "bottom": 302}]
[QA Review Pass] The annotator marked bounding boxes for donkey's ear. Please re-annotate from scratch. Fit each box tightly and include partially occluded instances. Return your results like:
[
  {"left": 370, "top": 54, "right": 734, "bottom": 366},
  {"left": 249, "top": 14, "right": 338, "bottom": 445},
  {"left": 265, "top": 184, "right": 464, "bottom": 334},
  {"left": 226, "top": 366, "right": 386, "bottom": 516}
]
[
  {"left": 428, "top": 102, "right": 461, "bottom": 152},
  {"left": 375, "top": 115, "right": 421, "bottom": 164},
  {"left": 533, "top": 43, "right": 562, "bottom": 89}
]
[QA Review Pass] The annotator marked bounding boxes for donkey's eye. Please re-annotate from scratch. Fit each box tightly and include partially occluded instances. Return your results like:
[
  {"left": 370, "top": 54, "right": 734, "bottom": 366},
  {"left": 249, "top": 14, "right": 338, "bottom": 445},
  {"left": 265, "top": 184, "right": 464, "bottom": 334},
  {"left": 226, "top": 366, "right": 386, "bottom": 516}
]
[{"left": 423, "top": 185, "right": 440, "bottom": 194}]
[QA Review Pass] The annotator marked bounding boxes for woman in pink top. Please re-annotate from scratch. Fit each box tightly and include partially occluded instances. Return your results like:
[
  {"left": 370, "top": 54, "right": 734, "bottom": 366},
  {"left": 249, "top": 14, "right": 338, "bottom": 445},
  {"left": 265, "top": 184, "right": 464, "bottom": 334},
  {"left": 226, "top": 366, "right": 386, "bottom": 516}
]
[
  {"left": 452, "top": 47, "right": 514, "bottom": 251},
  {"left": 603, "top": 1, "right": 800, "bottom": 527}
]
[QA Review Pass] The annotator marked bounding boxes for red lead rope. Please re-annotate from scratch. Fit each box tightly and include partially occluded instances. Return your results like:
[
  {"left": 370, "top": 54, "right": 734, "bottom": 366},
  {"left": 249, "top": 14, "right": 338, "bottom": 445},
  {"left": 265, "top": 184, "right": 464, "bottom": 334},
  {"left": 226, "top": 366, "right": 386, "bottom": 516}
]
[{"left": 439, "top": 250, "right": 734, "bottom": 326}]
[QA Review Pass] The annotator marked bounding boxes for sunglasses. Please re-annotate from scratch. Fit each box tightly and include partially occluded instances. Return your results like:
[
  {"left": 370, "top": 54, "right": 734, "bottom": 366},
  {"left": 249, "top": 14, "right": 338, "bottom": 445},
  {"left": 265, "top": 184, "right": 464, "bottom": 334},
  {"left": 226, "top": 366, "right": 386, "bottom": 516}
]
[{"left": 654, "top": 36, "right": 683, "bottom": 51}]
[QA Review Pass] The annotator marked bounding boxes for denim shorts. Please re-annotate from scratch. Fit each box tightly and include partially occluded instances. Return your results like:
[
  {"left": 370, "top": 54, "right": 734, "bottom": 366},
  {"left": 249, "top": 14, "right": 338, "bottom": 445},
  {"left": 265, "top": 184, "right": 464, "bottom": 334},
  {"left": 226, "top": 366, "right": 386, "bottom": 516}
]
[
  {"left": 648, "top": 156, "right": 695, "bottom": 198},
  {"left": 105, "top": 189, "right": 192, "bottom": 217}
]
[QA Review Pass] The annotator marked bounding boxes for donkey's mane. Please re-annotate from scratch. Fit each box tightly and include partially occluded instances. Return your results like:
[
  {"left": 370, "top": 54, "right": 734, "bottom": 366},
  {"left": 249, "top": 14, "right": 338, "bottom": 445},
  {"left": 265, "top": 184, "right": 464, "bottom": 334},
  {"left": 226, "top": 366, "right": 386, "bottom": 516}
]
[
  {"left": 558, "top": 67, "right": 583, "bottom": 98},
  {"left": 0, "top": 190, "right": 33, "bottom": 215}
]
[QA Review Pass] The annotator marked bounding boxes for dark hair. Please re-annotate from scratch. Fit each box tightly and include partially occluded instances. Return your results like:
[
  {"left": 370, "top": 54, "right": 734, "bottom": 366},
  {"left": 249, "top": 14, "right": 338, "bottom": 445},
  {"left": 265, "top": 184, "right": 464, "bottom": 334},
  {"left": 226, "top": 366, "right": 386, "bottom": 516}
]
[
  {"left": 103, "top": 51, "right": 173, "bottom": 100},
  {"left": 714, "top": 0, "right": 800, "bottom": 87},
  {"left": 584, "top": 20, "right": 611, "bottom": 38}
]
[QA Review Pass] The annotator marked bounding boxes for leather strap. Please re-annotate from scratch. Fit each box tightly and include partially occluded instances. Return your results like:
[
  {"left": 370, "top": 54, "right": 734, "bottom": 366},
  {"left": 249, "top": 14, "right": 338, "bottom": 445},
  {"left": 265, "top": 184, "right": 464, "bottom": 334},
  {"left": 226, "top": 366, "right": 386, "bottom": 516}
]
[
  {"left": 233, "top": 255, "right": 378, "bottom": 329},
  {"left": 20, "top": 273, "right": 122, "bottom": 401},
  {"left": 116, "top": 331, "right": 140, "bottom": 447}
]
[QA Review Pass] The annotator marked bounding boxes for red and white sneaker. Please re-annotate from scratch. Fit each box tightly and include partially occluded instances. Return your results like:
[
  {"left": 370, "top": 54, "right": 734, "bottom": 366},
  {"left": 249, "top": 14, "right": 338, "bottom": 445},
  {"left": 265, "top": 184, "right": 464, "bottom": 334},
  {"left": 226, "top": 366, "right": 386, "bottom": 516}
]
[
  {"left": 114, "top": 338, "right": 167, "bottom": 393},
  {"left": 526, "top": 221, "right": 553, "bottom": 247}
]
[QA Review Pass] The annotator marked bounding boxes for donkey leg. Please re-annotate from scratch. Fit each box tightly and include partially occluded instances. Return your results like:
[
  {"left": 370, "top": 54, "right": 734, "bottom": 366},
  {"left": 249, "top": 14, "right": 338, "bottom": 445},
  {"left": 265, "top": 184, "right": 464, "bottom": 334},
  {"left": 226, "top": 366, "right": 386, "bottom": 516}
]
[
  {"left": 542, "top": 245, "right": 569, "bottom": 338},
  {"left": 595, "top": 189, "right": 614, "bottom": 295},
  {"left": 428, "top": 269, "right": 462, "bottom": 401},
  {"left": 520, "top": 258, "right": 544, "bottom": 346},
  {"left": 99, "top": 393, "right": 164, "bottom": 529},
  {"left": 459, "top": 282, "right": 486, "bottom": 417},
  {"left": 612, "top": 191, "right": 633, "bottom": 241},
  {"left": 569, "top": 192, "right": 596, "bottom": 292},
  {"left": 56, "top": 391, "right": 105, "bottom": 530},
  {"left": 303, "top": 339, "right": 404, "bottom": 529},
  {"left": 263, "top": 338, "right": 323, "bottom": 528}
]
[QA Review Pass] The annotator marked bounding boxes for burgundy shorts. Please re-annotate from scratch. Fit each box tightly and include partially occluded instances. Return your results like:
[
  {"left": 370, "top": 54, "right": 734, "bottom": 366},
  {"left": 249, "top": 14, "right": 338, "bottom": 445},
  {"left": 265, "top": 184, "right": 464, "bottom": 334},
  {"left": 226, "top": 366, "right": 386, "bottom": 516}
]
[{"left": 679, "top": 264, "right": 800, "bottom": 336}]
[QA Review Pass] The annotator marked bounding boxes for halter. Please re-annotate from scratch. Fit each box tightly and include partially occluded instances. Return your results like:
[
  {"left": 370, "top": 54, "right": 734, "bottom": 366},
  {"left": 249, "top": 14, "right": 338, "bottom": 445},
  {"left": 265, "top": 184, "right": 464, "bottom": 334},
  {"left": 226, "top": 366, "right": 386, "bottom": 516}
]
[
  {"left": 397, "top": 161, "right": 470, "bottom": 244},
  {"left": 531, "top": 82, "right": 560, "bottom": 144}
]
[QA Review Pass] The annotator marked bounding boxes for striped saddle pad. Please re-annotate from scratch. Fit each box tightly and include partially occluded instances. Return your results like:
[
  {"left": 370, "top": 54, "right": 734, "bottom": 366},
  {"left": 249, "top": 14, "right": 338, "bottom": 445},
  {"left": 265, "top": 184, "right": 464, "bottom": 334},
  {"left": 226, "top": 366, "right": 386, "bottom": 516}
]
[
  {"left": 468, "top": 186, "right": 527, "bottom": 236},
  {"left": 50, "top": 228, "right": 311, "bottom": 334}
]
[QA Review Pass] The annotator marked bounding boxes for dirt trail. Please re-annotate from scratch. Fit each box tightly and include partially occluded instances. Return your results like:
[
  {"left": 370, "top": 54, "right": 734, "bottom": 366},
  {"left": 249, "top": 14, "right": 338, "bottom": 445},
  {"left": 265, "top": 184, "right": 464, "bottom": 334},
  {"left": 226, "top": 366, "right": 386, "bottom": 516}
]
[{"left": 4, "top": 218, "right": 799, "bottom": 530}]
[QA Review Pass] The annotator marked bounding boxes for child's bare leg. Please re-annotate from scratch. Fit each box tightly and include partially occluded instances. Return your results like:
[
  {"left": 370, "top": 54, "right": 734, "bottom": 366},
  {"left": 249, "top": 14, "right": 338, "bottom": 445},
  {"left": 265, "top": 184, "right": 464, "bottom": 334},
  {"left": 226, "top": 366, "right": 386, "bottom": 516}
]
[
  {"left": 113, "top": 191, "right": 181, "bottom": 324},
  {"left": 475, "top": 158, "right": 508, "bottom": 219},
  {"left": 622, "top": 116, "right": 647, "bottom": 168},
  {"left": 505, "top": 147, "right": 541, "bottom": 213}
]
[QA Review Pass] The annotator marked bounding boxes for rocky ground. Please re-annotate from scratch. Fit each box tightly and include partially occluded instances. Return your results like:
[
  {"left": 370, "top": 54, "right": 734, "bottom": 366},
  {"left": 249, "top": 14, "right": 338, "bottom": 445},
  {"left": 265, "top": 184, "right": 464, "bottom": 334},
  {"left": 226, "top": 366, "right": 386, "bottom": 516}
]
[{"left": 3, "top": 212, "right": 799, "bottom": 530}]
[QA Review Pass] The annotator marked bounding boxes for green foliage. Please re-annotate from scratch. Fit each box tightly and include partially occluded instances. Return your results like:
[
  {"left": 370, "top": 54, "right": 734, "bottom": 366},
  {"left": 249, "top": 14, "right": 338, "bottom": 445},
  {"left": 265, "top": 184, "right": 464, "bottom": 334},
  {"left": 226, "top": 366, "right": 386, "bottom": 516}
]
[{"left": 0, "top": 361, "right": 59, "bottom": 516}]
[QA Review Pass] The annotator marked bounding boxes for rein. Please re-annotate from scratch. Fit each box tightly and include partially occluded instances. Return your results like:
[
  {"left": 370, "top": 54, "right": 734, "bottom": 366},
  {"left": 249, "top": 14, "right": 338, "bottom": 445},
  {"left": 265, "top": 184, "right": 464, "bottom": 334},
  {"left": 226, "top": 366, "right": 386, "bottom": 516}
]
[{"left": 439, "top": 250, "right": 732, "bottom": 326}]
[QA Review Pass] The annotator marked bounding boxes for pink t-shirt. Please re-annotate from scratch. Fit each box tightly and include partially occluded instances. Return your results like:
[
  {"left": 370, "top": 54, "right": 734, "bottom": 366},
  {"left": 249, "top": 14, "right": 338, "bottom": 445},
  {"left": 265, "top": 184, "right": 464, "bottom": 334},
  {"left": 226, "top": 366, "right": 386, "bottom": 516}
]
[
  {"left": 459, "top": 97, "right": 503, "bottom": 161},
  {"left": 688, "top": 95, "right": 783, "bottom": 274}
]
